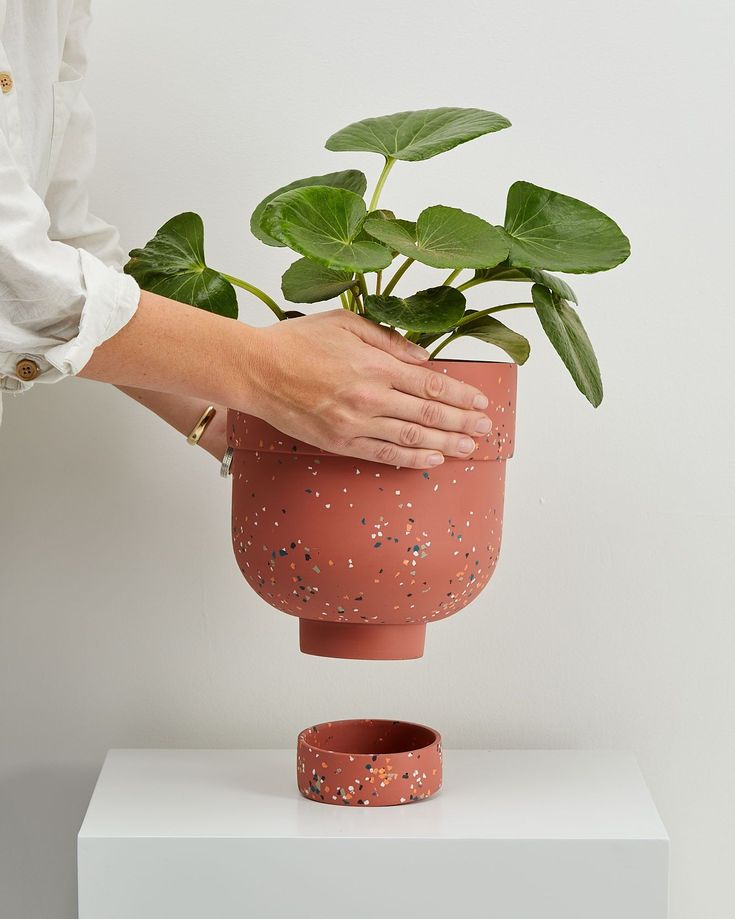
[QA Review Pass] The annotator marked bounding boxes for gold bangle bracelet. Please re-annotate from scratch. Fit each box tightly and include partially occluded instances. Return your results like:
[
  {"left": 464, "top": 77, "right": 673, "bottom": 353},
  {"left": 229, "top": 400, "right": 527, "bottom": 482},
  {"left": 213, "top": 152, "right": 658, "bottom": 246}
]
[{"left": 186, "top": 405, "right": 216, "bottom": 445}]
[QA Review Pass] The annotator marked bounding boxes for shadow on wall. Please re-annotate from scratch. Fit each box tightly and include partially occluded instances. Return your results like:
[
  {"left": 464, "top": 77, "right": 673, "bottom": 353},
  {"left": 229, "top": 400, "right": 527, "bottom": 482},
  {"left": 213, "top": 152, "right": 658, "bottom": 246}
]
[{"left": 0, "top": 762, "right": 99, "bottom": 919}]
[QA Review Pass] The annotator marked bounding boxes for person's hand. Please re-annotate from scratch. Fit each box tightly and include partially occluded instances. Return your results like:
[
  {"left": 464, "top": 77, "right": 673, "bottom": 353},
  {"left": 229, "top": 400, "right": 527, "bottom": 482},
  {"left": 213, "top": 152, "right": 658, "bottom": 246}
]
[
  {"left": 242, "top": 310, "right": 492, "bottom": 469},
  {"left": 79, "top": 292, "right": 491, "bottom": 470}
]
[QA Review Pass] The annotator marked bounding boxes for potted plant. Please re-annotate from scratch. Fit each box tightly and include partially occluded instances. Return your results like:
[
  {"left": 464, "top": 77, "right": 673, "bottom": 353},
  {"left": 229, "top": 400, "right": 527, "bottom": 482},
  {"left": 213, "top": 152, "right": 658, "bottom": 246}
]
[{"left": 125, "top": 107, "right": 629, "bottom": 660}]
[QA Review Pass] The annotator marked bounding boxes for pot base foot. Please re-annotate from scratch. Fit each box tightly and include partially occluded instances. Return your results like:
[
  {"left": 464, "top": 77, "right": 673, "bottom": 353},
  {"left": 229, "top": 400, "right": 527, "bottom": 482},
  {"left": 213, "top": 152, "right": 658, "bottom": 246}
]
[{"left": 299, "top": 620, "right": 426, "bottom": 660}]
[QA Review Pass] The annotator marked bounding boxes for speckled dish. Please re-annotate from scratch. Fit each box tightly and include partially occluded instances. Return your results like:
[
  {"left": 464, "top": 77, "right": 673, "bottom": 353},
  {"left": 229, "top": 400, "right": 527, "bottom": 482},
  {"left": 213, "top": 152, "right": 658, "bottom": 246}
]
[
  {"left": 228, "top": 359, "right": 517, "bottom": 660},
  {"left": 297, "top": 719, "right": 442, "bottom": 806}
]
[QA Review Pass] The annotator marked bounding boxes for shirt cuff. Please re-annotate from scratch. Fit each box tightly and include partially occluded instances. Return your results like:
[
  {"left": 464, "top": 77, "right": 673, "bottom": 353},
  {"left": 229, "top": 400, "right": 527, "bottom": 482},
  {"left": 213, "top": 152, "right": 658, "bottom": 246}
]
[{"left": 44, "top": 249, "right": 140, "bottom": 377}]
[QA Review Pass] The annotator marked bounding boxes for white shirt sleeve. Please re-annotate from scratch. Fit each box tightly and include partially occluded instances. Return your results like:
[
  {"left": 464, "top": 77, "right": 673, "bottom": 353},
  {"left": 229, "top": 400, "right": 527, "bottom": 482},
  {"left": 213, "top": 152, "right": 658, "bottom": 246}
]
[
  {"left": 45, "top": 2, "right": 129, "bottom": 273},
  {"left": 0, "top": 0, "right": 139, "bottom": 395},
  {"left": 45, "top": 88, "right": 130, "bottom": 271}
]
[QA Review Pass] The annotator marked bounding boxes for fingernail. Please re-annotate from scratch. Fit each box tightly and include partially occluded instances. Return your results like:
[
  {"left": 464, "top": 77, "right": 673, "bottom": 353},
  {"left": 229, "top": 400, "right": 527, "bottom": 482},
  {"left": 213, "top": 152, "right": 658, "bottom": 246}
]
[
  {"left": 475, "top": 418, "right": 492, "bottom": 434},
  {"left": 408, "top": 342, "right": 430, "bottom": 360},
  {"left": 458, "top": 437, "right": 475, "bottom": 454},
  {"left": 473, "top": 393, "right": 489, "bottom": 410},
  {"left": 427, "top": 453, "right": 444, "bottom": 466}
]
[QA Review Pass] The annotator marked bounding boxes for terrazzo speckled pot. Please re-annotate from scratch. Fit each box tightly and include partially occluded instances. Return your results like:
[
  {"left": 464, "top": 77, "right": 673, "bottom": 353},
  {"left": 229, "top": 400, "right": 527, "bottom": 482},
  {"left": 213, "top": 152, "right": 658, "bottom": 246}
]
[
  {"left": 228, "top": 359, "right": 517, "bottom": 660},
  {"left": 297, "top": 719, "right": 442, "bottom": 806}
]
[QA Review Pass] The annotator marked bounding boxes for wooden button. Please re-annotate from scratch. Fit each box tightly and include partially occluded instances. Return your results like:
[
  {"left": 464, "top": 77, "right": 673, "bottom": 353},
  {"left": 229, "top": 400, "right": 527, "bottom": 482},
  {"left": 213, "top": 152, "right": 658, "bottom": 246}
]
[
  {"left": 0, "top": 72, "right": 14, "bottom": 94},
  {"left": 16, "top": 359, "right": 40, "bottom": 381}
]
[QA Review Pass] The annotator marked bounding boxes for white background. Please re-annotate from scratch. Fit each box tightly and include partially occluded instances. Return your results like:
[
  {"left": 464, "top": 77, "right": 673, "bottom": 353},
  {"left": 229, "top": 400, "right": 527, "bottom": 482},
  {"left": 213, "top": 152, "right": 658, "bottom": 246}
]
[{"left": 1, "top": 0, "right": 733, "bottom": 916}]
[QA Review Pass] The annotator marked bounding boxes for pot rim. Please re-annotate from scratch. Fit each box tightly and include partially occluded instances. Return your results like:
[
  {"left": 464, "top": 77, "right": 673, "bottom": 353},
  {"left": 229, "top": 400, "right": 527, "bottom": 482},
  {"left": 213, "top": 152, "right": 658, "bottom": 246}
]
[
  {"left": 427, "top": 358, "right": 515, "bottom": 364},
  {"left": 297, "top": 718, "right": 441, "bottom": 758}
]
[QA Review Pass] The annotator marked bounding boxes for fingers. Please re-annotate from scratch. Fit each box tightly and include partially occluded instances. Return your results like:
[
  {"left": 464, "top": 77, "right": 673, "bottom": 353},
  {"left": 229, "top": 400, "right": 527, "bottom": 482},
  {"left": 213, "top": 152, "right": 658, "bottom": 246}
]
[
  {"left": 339, "top": 313, "right": 488, "bottom": 407},
  {"left": 378, "top": 391, "right": 492, "bottom": 438},
  {"left": 366, "top": 418, "right": 479, "bottom": 459},
  {"left": 332, "top": 436, "right": 445, "bottom": 470},
  {"left": 393, "top": 363, "right": 489, "bottom": 410},
  {"left": 288, "top": 311, "right": 490, "bottom": 469},
  {"left": 345, "top": 313, "right": 430, "bottom": 365}
]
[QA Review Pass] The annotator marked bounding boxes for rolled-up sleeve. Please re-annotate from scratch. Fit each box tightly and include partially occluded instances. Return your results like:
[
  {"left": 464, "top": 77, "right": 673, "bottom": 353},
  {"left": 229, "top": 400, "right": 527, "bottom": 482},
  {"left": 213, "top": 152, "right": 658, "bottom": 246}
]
[
  {"left": 0, "top": 126, "right": 140, "bottom": 393},
  {"left": 0, "top": 0, "right": 139, "bottom": 396}
]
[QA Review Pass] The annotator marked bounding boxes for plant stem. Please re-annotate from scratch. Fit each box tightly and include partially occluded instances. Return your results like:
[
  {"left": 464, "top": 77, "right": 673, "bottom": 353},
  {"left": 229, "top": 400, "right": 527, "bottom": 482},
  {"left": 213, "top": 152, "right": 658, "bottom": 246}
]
[
  {"left": 375, "top": 270, "right": 382, "bottom": 295},
  {"left": 455, "top": 303, "right": 534, "bottom": 327},
  {"left": 382, "top": 256, "right": 414, "bottom": 296},
  {"left": 351, "top": 285, "right": 364, "bottom": 313},
  {"left": 357, "top": 273, "right": 369, "bottom": 302},
  {"left": 428, "top": 336, "right": 456, "bottom": 359},
  {"left": 443, "top": 268, "right": 463, "bottom": 286},
  {"left": 368, "top": 157, "right": 396, "bottom": 212},
  {"left": 340, "top": 292, "right": 350, "bottom": 311},
  {"left": 457, "top": 277, "right": 487, "bottom": 293},
  {"left": 457, "top": 268, "right": 528, "bottom": 292},
  {"left": 220, "top": 272, "right": 286, "bottom": 320},
  {"left": 428, "top": 303, "right": 534, "bottom": 358}
]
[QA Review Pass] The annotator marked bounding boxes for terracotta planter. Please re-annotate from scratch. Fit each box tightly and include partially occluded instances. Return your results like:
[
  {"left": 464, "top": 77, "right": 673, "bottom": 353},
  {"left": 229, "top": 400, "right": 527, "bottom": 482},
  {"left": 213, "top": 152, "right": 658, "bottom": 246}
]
[
  {"left": 229, "top": 359, "right": 517, "bottom": 660},
  {"left": 297, "top": 719, "right": 442, "bottom": 806}
]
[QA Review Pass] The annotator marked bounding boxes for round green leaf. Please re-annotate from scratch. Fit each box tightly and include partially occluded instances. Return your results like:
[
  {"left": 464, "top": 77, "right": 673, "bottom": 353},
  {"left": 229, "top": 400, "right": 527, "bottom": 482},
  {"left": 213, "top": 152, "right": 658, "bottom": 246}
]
[
  {"left": 261, "top": 186, "right": 392, "bottom": 272},
  {"left": 250, "top": 170, "right": 367, "bottom": 247},
  {"left": 503, "top": 181, "right": 630, "bottom": 274},
  {"left": 364, "top": 206, "right": 508, "bottom": 269},
  {"left": 473, "top": 264, "right": 578, "bottom": 303},
  {"left": 355, "top": 208, "right": 396, "bottom": 248},
  {"left": 124, "top": 212, "right": 237, "bottom": 318},
  {"left": 531, "top": 284, "right": 603, "bottom": 406},
  {"left": 451, "top": 313, "right": 530, "bottom": 364},
  {"left": 364, "top": 286, "right": 466, "bottom": 332},
  {"left": 326, "top": 107, "right": 511, "bottom": 162},
  {"left": 281, "top": 257, "right": 354, "bottom": 304},
  {"left": 362, "top": 216, "right": 416, "bottom": 250}
]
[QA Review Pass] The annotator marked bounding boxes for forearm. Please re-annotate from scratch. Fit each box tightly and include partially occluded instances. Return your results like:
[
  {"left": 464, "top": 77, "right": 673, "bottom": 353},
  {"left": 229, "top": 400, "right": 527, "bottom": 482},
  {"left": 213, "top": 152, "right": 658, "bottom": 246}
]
[
  {"left": 79, "top": 289, "right": 261, "bottom": 409},
  {"left": 117, "top": 387, "right": 228, "bottom": 460}
]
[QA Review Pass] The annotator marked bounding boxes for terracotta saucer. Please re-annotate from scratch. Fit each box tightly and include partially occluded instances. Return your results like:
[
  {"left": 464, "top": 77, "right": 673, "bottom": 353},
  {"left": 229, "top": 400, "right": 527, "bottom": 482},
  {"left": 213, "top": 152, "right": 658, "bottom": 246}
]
[{"left": 297, "top": 719, "right": 442, "bottom": 806}]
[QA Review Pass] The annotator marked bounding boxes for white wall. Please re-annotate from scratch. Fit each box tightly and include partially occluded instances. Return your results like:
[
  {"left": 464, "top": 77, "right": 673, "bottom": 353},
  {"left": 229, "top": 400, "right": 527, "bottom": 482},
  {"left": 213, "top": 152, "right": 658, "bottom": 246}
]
[{"left": 1, "top": 0, "right": 733, "bottom": 915}]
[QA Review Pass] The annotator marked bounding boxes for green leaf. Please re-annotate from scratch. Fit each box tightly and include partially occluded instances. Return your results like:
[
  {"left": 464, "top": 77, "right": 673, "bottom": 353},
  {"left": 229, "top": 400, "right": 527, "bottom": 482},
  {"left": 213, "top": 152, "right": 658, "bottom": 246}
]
[
  {"left": 522, "top": 268, "right": 578, "bottom": 303},
  {"left": 365, "top": 286, "right": 466, "bottom": 332},
  {"left": 281, "top": 257, "right": 354, "bottom": 304},
  {"left": 261, "top": 186, "right": 392, "bottom": 272},
  {"left": 124, "top": 212, "right": 237, "bottom": 318},
  {"left": 531, "top": 284, "right": 603, "bottom": 406},
  {"left": 503, "top": 181, "right": 630, "bottom": 274},
  {"left": 473, "top": 263, "right": 578, "bottom": 303},
  {"left": 452, "top": 313, "right": 530, "bottom": 364},
  {"left": 471, "top": 264, "right": 530, "bottom": 283},
  {"left": 362, "top": 216, "right": 416, "bottom": 251},
  {"left": 355, "top": 208, "right": 396, "bottom": 247},
  {"left": 325, "top": 107, "right": 511, "bottom": 162},
  {"left": 364, "top": 206, "right": 508, "bottom": 269},
  {"left": 250, "top": 170, "right": 367, "bottom": 247}
]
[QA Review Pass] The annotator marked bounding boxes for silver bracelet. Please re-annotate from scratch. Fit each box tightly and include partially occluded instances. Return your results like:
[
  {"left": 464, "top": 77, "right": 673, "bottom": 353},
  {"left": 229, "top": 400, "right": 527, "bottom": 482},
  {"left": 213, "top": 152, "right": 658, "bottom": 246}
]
[{"left": 220, "top": 446, "right": 234, "bottom": 478}]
